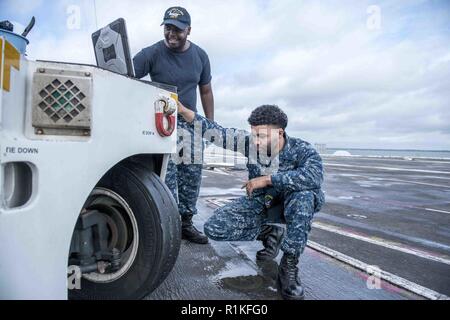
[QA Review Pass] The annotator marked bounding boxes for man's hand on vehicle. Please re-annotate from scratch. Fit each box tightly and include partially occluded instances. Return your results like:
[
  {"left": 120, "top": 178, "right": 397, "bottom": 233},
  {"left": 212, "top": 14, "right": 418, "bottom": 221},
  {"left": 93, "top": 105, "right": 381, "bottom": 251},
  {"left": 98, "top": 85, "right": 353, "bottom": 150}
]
[{"left": 177, "top": 101, "right": 196, "bottom": 123}]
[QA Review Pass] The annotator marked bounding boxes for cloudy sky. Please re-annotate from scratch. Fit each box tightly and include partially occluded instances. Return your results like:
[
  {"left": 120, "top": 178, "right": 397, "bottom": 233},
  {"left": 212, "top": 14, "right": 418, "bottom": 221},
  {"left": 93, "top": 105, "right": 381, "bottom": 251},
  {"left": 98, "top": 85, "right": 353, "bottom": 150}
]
[{"left": 2, "top": 0, "right": 449, "bottom": 150}]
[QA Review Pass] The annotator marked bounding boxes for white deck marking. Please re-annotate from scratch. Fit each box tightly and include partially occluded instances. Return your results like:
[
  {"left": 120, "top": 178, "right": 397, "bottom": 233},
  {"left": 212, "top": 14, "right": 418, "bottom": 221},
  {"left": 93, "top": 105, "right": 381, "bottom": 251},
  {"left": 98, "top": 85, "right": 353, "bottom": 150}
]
[
  {"left": 307, "top": 241, "right": 449, "bottom": 300},
  {"left": 312, "top": 221, "right": 450, "bottom": 266},
  {"left": 384, "top": 179, "right": 449, "bottom": 188},
  {"left": 324, "top": 163, "right": 450, "bottom": 175},
  {"left": 424, "top": 208, "right": 450, "bottom": 215},
  {"left": 326, "top": 168, "right": 450, "bottom": 188},
  {"left": 329, "top": 167, "right": 450, "bottom": 181},
  {"left": 328, "top": 167, "right": 363, "bottom": 172},
  {"left": 322, "top": 155, "right": 450, "bottom": 165}
]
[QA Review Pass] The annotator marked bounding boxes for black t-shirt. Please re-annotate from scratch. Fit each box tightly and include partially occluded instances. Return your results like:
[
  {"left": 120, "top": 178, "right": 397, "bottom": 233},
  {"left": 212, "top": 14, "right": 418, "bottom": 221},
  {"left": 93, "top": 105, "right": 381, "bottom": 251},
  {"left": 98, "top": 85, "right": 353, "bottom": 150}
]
[{"left": 133, "top": 40, "right": 212, "bottom": 112}]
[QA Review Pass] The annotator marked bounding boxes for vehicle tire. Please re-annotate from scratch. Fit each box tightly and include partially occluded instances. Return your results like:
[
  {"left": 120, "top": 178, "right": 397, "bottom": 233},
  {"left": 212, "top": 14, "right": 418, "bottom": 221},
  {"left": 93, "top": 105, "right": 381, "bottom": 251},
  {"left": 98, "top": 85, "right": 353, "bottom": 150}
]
[{"left": 68, "top": 161, "right": 181, "bottom": 300}]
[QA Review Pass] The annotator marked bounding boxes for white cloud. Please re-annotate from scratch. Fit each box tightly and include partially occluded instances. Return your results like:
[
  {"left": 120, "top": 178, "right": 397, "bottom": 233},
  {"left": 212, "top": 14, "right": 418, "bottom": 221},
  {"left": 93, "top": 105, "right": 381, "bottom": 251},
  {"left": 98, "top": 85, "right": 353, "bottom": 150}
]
[{"left": 17, "top": 0, "right": 450, "bottom": 149}]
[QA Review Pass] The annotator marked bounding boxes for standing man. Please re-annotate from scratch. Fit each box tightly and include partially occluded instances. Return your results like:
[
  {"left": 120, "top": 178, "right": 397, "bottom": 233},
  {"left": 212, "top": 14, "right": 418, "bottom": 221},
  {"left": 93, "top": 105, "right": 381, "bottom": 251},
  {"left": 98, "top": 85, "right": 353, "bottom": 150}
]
[{"left": 133, "top": 7, "right": 214, "bottom": 244}]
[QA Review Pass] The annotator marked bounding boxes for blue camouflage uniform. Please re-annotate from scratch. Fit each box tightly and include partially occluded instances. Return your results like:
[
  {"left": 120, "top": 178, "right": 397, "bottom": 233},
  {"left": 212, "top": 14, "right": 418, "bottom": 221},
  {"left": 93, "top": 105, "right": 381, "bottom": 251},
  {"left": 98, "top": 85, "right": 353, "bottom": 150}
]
[{"left": 191, "top": 113, "right": 325, "bottom": 257}]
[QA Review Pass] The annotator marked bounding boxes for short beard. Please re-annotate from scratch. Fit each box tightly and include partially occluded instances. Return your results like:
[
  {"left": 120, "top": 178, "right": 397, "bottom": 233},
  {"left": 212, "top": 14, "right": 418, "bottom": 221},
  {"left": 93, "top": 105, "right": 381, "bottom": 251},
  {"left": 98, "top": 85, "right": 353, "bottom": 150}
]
[{"left": 257, "top": 144, "right": 272, "bottom": 159}]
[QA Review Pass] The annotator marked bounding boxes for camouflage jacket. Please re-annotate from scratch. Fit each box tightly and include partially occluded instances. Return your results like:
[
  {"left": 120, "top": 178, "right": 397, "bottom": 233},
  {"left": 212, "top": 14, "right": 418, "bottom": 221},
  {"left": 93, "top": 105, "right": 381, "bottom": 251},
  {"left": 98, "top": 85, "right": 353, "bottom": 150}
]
[{"left": 192, "top": 113, "right": 325, "bottom": 207}]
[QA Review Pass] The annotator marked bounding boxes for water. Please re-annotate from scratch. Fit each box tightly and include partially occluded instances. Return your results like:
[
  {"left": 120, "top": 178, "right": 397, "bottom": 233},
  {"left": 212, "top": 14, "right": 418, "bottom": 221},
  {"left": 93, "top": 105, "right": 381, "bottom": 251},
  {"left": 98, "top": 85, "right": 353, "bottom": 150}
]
[{"left": 323, "top": 148, "right": 450, "bottom": 159}]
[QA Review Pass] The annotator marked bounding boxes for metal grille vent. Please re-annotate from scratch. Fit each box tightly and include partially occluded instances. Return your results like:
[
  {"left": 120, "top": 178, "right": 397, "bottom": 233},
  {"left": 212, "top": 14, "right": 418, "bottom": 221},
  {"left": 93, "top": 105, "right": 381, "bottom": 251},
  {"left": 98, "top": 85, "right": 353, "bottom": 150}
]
[
  {"left": 37, "top": 79, "right": 87, "bottom": 123},
  {"left": 32, "top": 68, "right": 92, "bottom": 136}
]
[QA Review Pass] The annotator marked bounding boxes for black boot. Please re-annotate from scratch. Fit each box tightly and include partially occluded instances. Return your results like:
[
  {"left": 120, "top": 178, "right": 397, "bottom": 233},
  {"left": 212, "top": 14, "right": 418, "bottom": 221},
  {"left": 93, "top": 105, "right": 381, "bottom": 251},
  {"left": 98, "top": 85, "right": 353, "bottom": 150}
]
[
  {"left": 181, "top": 215, "right": 209, "bottom": 244},
  {"left": 256, "top": 225, "right": 285, "bottom": 261},
  {"left": 277, "top": 253, "right": 305, "bottom": 300}
]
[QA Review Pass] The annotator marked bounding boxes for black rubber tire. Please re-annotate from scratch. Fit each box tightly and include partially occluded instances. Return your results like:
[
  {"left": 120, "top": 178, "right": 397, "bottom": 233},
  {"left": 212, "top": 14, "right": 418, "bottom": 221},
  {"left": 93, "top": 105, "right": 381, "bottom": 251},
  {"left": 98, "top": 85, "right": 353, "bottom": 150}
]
[{"left": 69, "top": 161, "right": 181, "bottom": 300}]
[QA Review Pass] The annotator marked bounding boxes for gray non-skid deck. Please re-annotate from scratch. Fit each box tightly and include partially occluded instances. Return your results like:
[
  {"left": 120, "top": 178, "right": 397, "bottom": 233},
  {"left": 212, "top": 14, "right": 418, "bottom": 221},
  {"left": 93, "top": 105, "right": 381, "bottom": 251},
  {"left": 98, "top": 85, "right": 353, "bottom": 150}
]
[
  {"left": 147, "top": 156, "right": 450, "bottom": 300},
  {"left": 146, "top": 198, "right": 420, "bottom": 300}
]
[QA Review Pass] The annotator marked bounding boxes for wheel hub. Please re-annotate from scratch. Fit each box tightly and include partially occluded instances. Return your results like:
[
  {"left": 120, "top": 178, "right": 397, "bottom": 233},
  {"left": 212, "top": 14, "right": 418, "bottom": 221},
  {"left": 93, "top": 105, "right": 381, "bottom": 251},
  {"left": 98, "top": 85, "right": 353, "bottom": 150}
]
[{"left": 69, "top": 188, "right": 139, "bottom": 283}]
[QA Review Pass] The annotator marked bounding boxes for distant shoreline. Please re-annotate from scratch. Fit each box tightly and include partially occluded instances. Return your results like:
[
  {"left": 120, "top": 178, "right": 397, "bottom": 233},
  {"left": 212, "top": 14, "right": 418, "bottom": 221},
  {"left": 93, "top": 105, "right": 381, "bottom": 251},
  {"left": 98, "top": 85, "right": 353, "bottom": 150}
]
[
  {"left": 326, "top": 148, "right": 450, "bottom": 152},
  {"left": 321, "top": 153, "right": 450, "bottom": 161},
  {"left": 319, "top": 148, "right": 450, "bottom": 160}
]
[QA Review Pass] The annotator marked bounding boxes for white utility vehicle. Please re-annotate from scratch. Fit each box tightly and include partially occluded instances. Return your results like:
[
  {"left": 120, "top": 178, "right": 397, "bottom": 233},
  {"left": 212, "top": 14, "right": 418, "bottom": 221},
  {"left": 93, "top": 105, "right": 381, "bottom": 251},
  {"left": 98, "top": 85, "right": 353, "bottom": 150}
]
[{"left": 0, "top": 18, "right": 181, "bottom": 299}]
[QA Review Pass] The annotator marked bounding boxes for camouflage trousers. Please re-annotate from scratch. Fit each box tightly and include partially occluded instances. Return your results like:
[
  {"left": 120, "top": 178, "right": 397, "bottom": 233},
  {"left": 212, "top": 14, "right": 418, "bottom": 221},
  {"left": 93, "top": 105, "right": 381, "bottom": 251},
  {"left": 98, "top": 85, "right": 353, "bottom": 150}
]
[
  {"left": 204, "top": 190, "right": 323, "bottom": 256},
  {"left": 165, "top": 160, "right": 202, "bottom": 217},
  {"left": 165, "top": 116, "right": 203, "bottom": 217}
]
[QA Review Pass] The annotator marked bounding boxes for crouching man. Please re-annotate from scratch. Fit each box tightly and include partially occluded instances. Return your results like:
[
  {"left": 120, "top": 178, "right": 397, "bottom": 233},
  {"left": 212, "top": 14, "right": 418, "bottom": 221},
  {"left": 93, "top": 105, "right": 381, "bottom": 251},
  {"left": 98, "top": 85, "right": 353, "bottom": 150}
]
[{"left": 177, "top": 102, "right": 325, "bottom": 300}]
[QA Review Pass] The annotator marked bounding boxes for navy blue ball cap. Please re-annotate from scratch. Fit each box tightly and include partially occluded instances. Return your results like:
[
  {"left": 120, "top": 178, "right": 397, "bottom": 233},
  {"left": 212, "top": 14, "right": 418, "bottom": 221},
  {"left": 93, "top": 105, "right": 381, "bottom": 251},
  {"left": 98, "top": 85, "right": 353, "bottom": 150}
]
[{"left": 161, "top": 7, "right": 191, "bottom": 30}]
